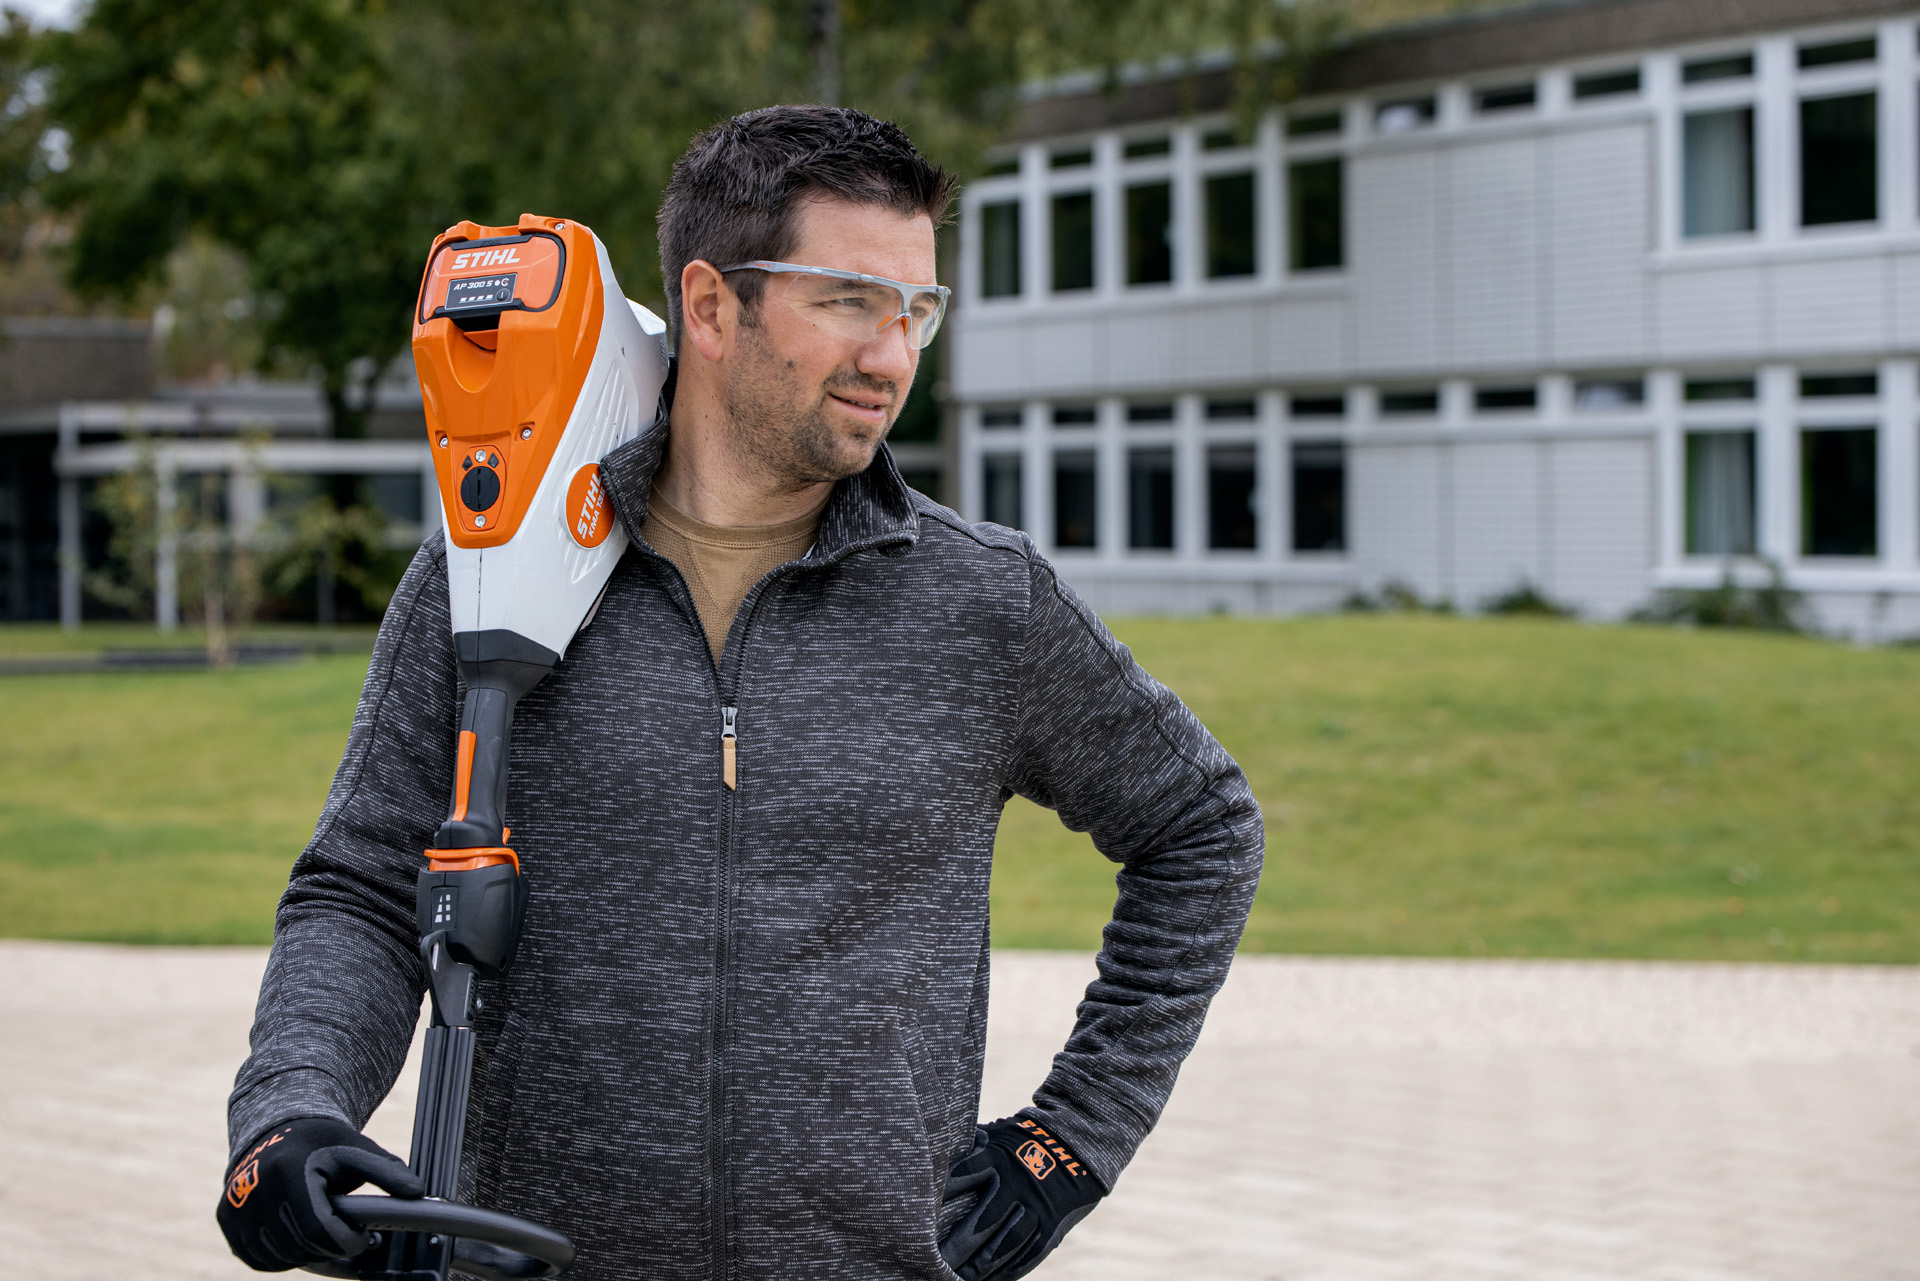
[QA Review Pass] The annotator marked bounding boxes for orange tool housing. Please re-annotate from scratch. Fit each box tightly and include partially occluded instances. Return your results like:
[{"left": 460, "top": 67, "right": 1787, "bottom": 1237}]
[{"left": 413, "top": 214, "right": 608, "bottom": 550}]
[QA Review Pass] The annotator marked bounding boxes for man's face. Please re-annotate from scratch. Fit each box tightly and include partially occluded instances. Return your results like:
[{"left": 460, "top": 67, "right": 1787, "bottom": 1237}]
[{"left": 718, "top": 196, "right": 937, "bottom": 488}]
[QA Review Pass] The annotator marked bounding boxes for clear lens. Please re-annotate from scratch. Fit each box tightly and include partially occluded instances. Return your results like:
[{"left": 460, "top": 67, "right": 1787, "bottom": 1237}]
[{"left": 778, "top": 272, "right": 947, "bottom": 350}]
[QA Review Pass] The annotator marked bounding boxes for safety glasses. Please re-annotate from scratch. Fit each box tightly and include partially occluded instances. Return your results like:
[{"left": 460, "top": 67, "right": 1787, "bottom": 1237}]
[{"left": 719, "top": 260, "right": 949, "bottom": 351}]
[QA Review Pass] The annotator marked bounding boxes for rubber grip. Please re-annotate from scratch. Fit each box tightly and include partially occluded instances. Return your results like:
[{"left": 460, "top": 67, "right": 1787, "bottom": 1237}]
[{"left": 327, "top": 1194, "right": 575, "bottom": 1278}]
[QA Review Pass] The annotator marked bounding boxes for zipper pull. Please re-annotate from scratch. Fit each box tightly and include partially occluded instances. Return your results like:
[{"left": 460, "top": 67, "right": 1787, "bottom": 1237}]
[{"left": 721, "top": 705, "right": 738, "bottom": 790}]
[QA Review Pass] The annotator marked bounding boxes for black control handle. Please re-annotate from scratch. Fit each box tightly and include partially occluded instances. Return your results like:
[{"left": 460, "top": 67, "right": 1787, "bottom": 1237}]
[{"left": 305, "top": 1195, "right": 576, "bottom": 1280}]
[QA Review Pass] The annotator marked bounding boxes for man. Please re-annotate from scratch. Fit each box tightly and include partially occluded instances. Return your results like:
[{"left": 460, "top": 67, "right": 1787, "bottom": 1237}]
[{"left": 220, "top": 105, "right": 1262, "bottom": 1281}]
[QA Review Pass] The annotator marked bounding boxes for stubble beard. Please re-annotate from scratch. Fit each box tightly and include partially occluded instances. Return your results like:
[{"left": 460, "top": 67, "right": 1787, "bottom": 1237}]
[{"left": 719, "top": 323, "right": 899, "bottom": 490}]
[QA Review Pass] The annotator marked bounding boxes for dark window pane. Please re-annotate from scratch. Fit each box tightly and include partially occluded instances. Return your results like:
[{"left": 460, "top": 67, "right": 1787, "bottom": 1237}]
[
  {"left": 1054, "top": 451, "right": 1098, "bottom": 548},
  {"left": 1684, "top": 107, "right": 1755, "bottom": 236},
  {"left": 1205, "top": 171, "right": 1257, "bottom": 278},
  {"left": 980, "top": 406, "right": 1022, "bottom": 428},
  {"left": 980, "top": 200, "right": 1021, "bottom": 298},
  {"left": 366, "top": 474, "right": 422, "bottom": 525},
  {"left": 1206, "top": 398, "right": 1257, "bottom": 421},
  {"left": 1801, "top": 428, "right": 1877, "bottom": 556},
  {"left": 1685, "top": 431, "right": 1756, "bottom": 555},
  {"left": 1475, "top": 82, "right": 1536, "bottom": 113},
  {"left": 1203, "top": 128, "right": 1240, "bottom": 151},
  {"left": 982, "top": 454, "right": 1022, "bottom": 529},
  {"left": 1290, "top": 157, "right": 1344, "bottom": 271},
  {"left": 1381, "top": 389, "right": 1439, "bottom": 415},
  {"left": 1291, "top": 394, "right": 1345, "bottom": 418},
  {"left": 1375, "top": 97, "right": 1435, "bottom": 133},
  {"left": 1288, "top": 112, "right": 1342, "bottom": 137},
  {"left": 1050, "top": 148, "right": 1092, "bottom": 169},
  {"left": 1052, "top": 405, "right": 1096, "bottom": 425},
  {"left": 1684, "top": 54, "right": 1752, "bottom": 83},
  {"left": 1124, "top": 137, "right": 1170, "bottom": 158},
  {"left": 1051, "top": 192, "right": 1095, "bottom": 291},
  {"left": 1125, "top": 182, "right": 1173, "bottom": 285},
  {"left": 1801, "top": 92, "right": 1877, "bottom": 226},
  {"left": 1475, "top": 385, "right": 1537, "bottom": 411},
  {"left": 1292, "top": 440, "right": 1346, "bottom": 552},
  {"left": 985, "top": 156, "right": 1020, "bottom": 176},
  {"left": 1128, "top": 402, "right": 1174, "bottom": 423},
  {"left": 1799, "top": 37, "right": 1875, "bottom": 68},
  {"left": 1574, "top": 378, "right": 1645, "bottom": 408},
  {"left": 1685, "top": 377, "right": 1757, "bottom": 402},
  {"left": 1574, "top": 68, "right": 1640, "bottom": 99},
  {"left": 1801, "top": 372, "right": 1878, "bottom": 398},
  {"left": 1128, "top": 449, "right": 1175, "bottom": 549},
  {"left": 1208, "top": 447, "right": 1258, "bottom": 550},
  {"left": 899, "top": 467, "right": 941, "bottom": 498}
]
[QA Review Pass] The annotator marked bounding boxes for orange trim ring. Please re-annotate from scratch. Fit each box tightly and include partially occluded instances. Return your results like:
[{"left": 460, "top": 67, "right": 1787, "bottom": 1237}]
[
  {"left": 450, "top": 730, "right": 476, "bottom": 822},
  {"left": 427, "top": 848, "right": 521, "bottom": 874}
]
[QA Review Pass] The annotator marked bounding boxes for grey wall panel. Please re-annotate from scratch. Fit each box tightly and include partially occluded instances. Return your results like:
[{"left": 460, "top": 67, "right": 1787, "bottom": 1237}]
[
  {"left": 1445, "top": 137, "right": 1543, "bottom": 370},
  {"left": 1546, "top": 123, "right": 1653, "bottom": 366},
  {"left": 1182, "top": 302, "right": 1261, "bottom": 387},
  {"left": 1106, "top": 311, "right": 1180, "bottom": 391},
  {"left": 1026, "top": 318, "right": 1101, "bottom": 394},
  {"left": 1266, "top": 295, "right": 1350, "bottom": 377},
  {"left": 1767, "top": 256, "right": 1888, "bottom": 356},
  {"left": 1895, "top": 253, "right": 1920, "bottom": 349},
  {"left": 1351, "top": 441, "right": 1445, "bottom": 597},
  {"left": 1656, "top": 266, "right": 1765, "bottom": 362},
  {"left": 1451, "top": 439, "right": 1543, "bottom": 606},
  {"left": 1351, "top": 149, "right": 1444, "bottom": 373},
  {"left": 1546, "top": 437, "right": 1653, "bottom": 618},
  {"left": 949, "top": 321, "right": 1030, "bottom": 399}
]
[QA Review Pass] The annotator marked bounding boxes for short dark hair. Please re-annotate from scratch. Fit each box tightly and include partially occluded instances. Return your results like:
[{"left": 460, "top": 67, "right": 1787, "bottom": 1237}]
[{"left": 656, "top": 105, "right": 957, "bottom": 346}]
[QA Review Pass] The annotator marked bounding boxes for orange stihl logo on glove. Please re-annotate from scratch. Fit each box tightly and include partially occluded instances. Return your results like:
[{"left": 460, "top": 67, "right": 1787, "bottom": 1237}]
[
  {"left": 1015, "top": 1119, "right": 1087, "bottom": 1179},
  {"left": 225, "top": 1130, "right": 285, "bottom": 1207}
]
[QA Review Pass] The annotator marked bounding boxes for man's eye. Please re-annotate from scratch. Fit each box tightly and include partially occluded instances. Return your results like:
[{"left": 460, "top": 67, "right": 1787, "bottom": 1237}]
[{"left": 821, "top": 295, "right": 872, "bottom": 313}]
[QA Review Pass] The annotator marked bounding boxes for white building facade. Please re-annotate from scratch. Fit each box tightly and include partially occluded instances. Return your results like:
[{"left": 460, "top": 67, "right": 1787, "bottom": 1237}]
[{"left": 947, "top": 0, "right": 1920, "bottom": 633}]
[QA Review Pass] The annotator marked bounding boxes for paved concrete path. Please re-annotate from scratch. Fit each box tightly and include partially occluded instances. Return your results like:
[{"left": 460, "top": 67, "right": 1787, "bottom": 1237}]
[{"left": 3, "top": 941, "right": 1916, "bottom": 1280}]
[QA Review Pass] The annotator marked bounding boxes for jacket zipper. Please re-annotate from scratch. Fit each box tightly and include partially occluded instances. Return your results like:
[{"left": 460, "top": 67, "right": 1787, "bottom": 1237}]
[{"left": 720, "top": 706, "right": 737, "bottom": 790}]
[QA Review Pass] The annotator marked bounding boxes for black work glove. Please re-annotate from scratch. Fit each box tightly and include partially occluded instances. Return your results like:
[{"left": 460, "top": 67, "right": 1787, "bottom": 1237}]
[
  {"left": 216, "top": 1116, "right": 425, "bottom": 1271},
  {"left": 938, "top": 1116, "right": 1106, "bottom": 1280}
]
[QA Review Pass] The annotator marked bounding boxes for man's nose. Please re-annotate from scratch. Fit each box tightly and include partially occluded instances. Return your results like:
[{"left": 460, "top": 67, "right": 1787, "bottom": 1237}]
[{"left": 854, "top": 315, "right": 916, "bottom": 385}]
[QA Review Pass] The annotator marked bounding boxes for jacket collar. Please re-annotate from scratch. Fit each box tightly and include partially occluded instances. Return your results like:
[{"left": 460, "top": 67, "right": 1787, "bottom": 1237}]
[{"left": 598, "top": 359, "right": 921, "bottom": 566}]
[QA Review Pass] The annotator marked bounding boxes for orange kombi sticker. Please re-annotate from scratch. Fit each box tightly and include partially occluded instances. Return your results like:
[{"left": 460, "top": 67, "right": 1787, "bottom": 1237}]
[
  {"left": 566, "top": 463, "right": 612, "bottom": 547},
  {"left": 1017, "top": 1139, "right": 1055, "bottom": 1181}
]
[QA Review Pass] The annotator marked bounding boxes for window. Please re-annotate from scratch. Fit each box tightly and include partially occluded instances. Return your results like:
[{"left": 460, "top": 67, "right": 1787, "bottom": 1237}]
[
  {"left": 1574, "top": 68, "right": 1640, "bottom": 100},
  {"left": 1124, "top": 137, "right": 1170, "bottom": 159},
  {"left": 1375, "top": 97, "right": 1436, "bottom": 134},
  {"left": 1801, "top": 93, "right": 1877, "bottom": 226},
  {"left": 1202, "top": 128, "right": 1240, "bottom": 151},
  {"left": 1205, "top": 398, "right": 1257, "bottom": 421},
  {"left": 981, "top": 454, "right": 1022, "bottom": 529},
  {"left": 1125, "top": 182, "right": 1173, "bottom": 285},
  {"left": 1799, "top": 37, "right": 1875, "bottom": 68},
  {"left": 1686, "top": 376, "right": 1757, "bottom": 402},
  {"left": 1128, "top": 449, "right": 1175, "bottom": 549},
  {"left": 1050, "top": 148, "right": 1092, "bottom": 169},
  {"left": 1801, "top": 372, "right": 1878, "bottom": 398},
  {"left": 1292, "top": 441, "right": 1346, "bottom": 552},
  {"left": 1289, "top": 158, "right": 1344, "bottom": 270},
  {"left": 979, "top": 200, "right": 1021, "bottom": 299},
  {"left": 1475, "top": 385, "right": 1537, "bottom": 411},
  {"left": 1575, "top": 377, "right": 1645, "bottom": 409},
  {"left": 1288, "top": 112, "right": 1342, "bottom": 138},
  {"left": 1208, "top": 447, "right": 1258, "bottom": 550},
  {"left": 1685, "top": 431, "right": 1756, "bottom": 555},
  {"left": 1801, "top": 428, "right": 1877, "bottom": 556},
  {"left": 899, "top": 467, "right": 941, "bottom": 498},
  {"left": 1051, "top": 192, "right": 1095, "bottom": 291},
  {"left": 1052, "top": 405, "right": 1096, "bottom": 426},
  {"left": 980, "top": 406, "right": 1022, "bottom": 429},
  {"left": 1380, "top": 389, "right": 1439, "bottom": 415},
  {"left": 1054, "top": 451, "right": 1098, "bottom": 548},
  {"left": 1205, "top": 172, "right": 1257, "bottom": 278},
  {"left": 1127, "top": 402, "right": 1175, "bottom": 424},
  {"left": 1290, "top": 394, "right": 1345, "bottom": 418},
  {"left": 1684, "top": 107, "right": 1755, "bottom": 237},
  {"left": 1475, "top": 82, "right": 1536, "bottom": 113},
  {"left": 984, "top": 156, "right": 1020, "bottom": 177},
  {"left": 1684, "top": 53, "right": 1753, "bottom": 84}
]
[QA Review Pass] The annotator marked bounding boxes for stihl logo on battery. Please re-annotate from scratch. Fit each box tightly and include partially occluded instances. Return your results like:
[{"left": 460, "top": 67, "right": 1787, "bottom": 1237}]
[
  {"left": 452, "top": 247, "right": 522, "bottom": 270},
  {"left": 566, "top": 464, "right": 613, "bottom": 548}
]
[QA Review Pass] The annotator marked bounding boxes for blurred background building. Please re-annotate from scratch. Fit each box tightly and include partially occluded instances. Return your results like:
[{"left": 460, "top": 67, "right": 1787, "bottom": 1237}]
[{"left": 950, "top": 0, "right": 1920, "bottom": 632}]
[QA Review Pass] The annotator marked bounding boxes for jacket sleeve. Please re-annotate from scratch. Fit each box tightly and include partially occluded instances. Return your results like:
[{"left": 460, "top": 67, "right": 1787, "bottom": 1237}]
[
  {"left": 1004, "top": 546, "right": 1265, "bottom": 1190},
  {"left": 226, "top": 535, "right": 460, "bottom": 1163}
]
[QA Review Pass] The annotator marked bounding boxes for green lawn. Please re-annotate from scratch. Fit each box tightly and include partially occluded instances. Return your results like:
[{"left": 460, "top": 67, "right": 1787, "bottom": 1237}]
[{"left": 3, "top": 615, "right": 1916, "bottom": 960}]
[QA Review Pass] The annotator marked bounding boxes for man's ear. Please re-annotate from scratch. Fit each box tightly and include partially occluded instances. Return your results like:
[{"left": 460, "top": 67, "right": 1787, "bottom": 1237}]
[{"left": 680, "top": 260, "right": 732, "bottom": 365}]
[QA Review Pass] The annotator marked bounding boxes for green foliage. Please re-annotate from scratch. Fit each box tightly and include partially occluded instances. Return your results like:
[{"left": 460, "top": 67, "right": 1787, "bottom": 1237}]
[
  {"left": 1341, "top": 579, "right": 1453, "bottom": 614},
  {"left": 1632, "top": 560, "right": 1809, "bottom": 633},
  {"left": 1481, "top": 580, "right": 1576, "bottom": 618}
]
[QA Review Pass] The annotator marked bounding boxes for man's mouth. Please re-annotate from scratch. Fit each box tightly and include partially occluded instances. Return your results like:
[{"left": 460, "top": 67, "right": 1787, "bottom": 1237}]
[{"left": 829, "top": 391, "right": 891, "bottom": 422}]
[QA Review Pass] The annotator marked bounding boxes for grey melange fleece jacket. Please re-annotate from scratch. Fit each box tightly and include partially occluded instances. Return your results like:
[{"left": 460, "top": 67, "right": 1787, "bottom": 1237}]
[{"left": 227, "top": 408, "right": 1265, "bottom": 1281}]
